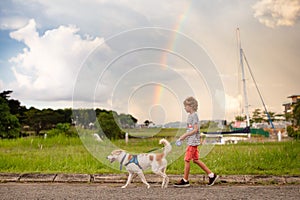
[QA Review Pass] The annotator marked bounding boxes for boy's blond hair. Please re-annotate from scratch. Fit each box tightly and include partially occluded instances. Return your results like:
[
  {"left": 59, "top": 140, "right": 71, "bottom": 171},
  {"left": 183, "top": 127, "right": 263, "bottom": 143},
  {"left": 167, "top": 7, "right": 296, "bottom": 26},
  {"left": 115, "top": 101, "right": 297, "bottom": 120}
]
[{"left": 183, "top": 96, "right": 198, "bottom": 111}]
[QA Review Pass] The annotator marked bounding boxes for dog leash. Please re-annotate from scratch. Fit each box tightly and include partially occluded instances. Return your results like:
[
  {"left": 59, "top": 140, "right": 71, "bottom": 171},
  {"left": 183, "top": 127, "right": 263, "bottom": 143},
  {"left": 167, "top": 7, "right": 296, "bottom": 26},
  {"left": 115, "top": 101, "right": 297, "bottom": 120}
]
[{"left": 146, "top": 141, "right": 177, "bottom": 153}]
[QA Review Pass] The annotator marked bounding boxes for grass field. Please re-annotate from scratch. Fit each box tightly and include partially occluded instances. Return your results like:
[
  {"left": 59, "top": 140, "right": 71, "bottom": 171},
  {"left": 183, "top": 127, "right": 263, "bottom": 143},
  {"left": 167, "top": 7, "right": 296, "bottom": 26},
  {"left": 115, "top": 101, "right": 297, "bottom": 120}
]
[{"left": 0, "top": 129, "right": 299, "bottom": 175}]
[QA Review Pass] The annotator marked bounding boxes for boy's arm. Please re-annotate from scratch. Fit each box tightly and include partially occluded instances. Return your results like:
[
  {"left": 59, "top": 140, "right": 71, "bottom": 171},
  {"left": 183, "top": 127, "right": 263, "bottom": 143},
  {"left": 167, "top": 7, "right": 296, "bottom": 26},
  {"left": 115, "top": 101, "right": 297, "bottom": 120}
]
[{"left": 179, "top": 123, "right": 199, "bottom": 141}]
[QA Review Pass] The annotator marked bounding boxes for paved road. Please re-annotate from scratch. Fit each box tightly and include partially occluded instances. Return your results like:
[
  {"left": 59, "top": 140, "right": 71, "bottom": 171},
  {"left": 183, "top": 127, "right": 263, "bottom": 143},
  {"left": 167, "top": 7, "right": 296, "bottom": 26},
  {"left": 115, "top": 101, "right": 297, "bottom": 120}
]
[{"left": 0, "top": 183, "right": 299, "bottom": 200}]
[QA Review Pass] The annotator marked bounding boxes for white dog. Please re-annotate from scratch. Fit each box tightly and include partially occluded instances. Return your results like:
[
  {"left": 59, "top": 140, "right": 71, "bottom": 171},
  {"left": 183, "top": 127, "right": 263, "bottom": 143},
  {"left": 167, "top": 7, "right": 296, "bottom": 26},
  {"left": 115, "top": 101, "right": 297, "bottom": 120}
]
[{"left": 107, "top": 138, "right": 172, "bottom": 189}]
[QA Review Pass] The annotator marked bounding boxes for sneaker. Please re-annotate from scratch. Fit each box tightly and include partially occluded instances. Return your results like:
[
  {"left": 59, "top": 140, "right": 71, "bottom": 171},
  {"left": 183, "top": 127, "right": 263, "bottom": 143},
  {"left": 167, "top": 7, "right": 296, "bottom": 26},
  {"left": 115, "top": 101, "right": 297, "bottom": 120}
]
[
  {"left": 207, "top": 174, "right": 219, "bottom": 186},
  {"left": 174, "top": 179, "right": 190, "bottom": 187}
]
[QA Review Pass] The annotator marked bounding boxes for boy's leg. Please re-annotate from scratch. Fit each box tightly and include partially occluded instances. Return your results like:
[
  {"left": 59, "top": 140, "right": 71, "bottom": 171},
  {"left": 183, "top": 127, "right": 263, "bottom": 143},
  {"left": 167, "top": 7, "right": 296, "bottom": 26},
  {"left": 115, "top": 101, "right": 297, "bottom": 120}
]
[
  {"left": 193, "top": 159, "right": 211, "bottom": 174},
  {"left": 192, "top": 146, "right": 212, "bottom": 174},
  {"left": 183, "top": 146, "right": 194, "bottom": 181},
  {"left": 184, "top": 160, "right": 190, "bottom": 181},
  {"left": 174, "top": 147, "right": 192, "bottom": 187},
  {"left": 194, "top": 159, "right": 219, "bottom": 186},
  {"left": 174, "top": 160, "right": 190, "bottom": 187}
]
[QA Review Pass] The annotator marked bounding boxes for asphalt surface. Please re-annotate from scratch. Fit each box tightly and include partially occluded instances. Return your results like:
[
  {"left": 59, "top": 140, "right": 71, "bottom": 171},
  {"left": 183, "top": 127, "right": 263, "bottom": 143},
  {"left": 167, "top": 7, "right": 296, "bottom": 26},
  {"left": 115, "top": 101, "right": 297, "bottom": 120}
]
[
  {"left": 0, "top": 173, "right": 299, "bottom": 199},
  {"left": 1, "top": 173, "right": 299, "bottom": 185},
  {"left": 0, "top": 183, "right": 299, "bottom": 200}
]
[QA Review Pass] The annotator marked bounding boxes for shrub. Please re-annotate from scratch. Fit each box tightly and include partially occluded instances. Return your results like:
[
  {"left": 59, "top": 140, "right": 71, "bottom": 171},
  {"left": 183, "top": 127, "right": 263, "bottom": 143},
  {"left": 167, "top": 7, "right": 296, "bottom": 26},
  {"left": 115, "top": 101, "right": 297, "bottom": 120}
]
[
  {"left": 65, "top": 126, "right": 79, "bottom": 137},
  {"left": 56, "top": 123, "right": 70, "bottom": 132},
  {"left": 287, "top": 126, "right": 300, "bottom": 140},
  {"left": 46, "top": 128, "right": 61, "bottom": 137},
  {"left": 46, "top": 123, "right": 78, "bottom": 138}
]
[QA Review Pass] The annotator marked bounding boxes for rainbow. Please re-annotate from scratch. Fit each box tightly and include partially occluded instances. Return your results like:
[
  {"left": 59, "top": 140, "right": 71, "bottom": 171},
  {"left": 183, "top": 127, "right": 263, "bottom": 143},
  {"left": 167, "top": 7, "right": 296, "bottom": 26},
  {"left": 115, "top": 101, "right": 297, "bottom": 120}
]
[
  {"left": 153, "top": 83, "right": 164, "bottom": 105},
  {"left": 153, "top": 1, "right": 192, "bottom": 105}
]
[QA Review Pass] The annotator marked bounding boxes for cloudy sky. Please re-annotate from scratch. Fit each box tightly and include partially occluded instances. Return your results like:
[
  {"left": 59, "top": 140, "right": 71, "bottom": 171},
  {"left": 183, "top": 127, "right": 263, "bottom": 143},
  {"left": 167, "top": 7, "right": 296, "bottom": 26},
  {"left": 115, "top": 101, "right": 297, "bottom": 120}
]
[{"left": 0, "top": 0, "right": 299, "bottom": 124}]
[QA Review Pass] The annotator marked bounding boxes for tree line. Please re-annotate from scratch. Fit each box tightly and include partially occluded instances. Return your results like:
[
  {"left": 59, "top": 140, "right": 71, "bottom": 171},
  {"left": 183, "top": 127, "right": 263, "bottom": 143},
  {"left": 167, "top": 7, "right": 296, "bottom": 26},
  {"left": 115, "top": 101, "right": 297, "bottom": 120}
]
[
  {"left": 0, "top": 90, "right": 137, "bottom": 139},
  {"left": 234, "top": 109, "right": 284, "bottom": 124},
  {"left": 234, "top": 107, "right": 300, "bottom": 126},
  {"left": 1, "top": 90, "right": 299, "bottom": 139}
]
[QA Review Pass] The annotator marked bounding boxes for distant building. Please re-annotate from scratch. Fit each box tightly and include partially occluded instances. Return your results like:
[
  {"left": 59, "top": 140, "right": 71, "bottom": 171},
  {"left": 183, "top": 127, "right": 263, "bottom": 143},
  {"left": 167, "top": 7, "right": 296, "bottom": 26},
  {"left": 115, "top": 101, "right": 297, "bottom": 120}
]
[
  {"left": 289, "top": 95, "right": 300, "bottom": 104},
  {"left": 283, "top": 95, "right": 300, "bottom": 114},
  {"left": 283, "top": 95, "right": 300, "bottom": 125}
]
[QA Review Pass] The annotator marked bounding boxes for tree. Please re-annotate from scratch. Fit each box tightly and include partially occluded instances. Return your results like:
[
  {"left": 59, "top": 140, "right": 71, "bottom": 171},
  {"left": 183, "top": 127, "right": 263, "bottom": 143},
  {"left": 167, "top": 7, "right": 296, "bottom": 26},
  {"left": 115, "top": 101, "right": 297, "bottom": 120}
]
[
  {"left": 252, "top": 109, "right": 263, "bottom": 123},
  {"left": 0, "top": 90, "right": 13, "bottom": 99},
  {"left": 24, "top": 107, "right": 43, "bottom": 135},
  {"left": 263, "top": 111, "right": 276, "bottom": 123},
  {"left": 235, "top": 115, "right": 245, "bottom": 121},
  {"left": 56, "top": 108, "right": 72, "bottom": 124},
  {"left": 293, "top": 101, "right": 300, "bottom": 126},
  {"left": 73, "top": 109, "right": 96, "bottom": 127},
  {"left": 0, "top": 97, "right": 20, "bottom": 138},
  {"left": 96, "top": 111, "right": 124, "bottom": 139},
  {"left": 0, "top": 90, "right": 23, "bottom": 116},
  {"left": 144, "top": 120, "right": 151, "bottom": 127},
  {"left": 117, "top": 113, "right": 137, "bottom": 128},
  {"left": 285, "top": 111, "right": 293, "bottom": 123}
]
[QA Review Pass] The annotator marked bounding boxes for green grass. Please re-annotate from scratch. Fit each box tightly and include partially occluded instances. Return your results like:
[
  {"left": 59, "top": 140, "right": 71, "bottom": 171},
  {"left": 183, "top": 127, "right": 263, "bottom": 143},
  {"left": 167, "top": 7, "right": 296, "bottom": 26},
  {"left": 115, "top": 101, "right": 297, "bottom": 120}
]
[
  {"left": 0, "top": 135, "right": 110, "bottom": 174},
  {"left": 124, "top": 128, "right": 185, "bottom": 138},
  {"left": 183, "top": 142, "right": 300, "bottom": 175},
  {"left": 0, "top": 130, "right": 299, "bottom": 175}
]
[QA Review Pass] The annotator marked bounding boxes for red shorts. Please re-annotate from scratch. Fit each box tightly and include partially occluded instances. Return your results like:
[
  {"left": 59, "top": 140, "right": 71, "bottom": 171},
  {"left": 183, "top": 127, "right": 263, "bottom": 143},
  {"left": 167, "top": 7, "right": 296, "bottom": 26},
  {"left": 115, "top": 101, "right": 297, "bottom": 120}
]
[{"left": 184, "top": 145, "right": 199, "bottom": 162}]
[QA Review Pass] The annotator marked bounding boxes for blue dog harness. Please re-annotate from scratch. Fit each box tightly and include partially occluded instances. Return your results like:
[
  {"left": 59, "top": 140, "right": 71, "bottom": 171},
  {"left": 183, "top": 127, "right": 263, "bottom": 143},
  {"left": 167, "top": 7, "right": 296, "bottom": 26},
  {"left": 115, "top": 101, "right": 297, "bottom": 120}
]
[{"left": 120, "top": 154, "right": 142, "bottom": 170}]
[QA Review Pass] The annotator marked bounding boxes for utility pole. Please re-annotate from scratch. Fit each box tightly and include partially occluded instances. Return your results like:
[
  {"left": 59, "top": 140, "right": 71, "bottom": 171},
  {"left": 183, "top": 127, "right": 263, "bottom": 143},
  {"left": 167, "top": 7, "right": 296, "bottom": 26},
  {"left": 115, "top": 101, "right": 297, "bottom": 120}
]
[{"left": 237, "top": 28, "right": 251, "bottom": 138}]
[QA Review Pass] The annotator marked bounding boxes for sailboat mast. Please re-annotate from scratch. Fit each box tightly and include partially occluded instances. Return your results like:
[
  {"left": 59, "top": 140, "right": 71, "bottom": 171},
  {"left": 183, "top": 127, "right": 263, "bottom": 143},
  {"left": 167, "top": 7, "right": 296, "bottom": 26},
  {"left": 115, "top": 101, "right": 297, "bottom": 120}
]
[{"left": 237, "top": 28, "right": 250, "bottom": 128}]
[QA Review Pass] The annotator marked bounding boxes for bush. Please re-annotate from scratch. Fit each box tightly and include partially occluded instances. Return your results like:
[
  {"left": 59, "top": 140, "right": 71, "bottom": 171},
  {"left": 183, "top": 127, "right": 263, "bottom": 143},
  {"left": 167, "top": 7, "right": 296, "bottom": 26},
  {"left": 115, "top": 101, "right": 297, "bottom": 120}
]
[
  {"left": 46, "top": 123, "right": 78, "bottom": 138},
  {"left": 287, "top": 126, "right": 300, "bottom": 140},
  {"left": 65, "top": 126, "right": 79, "bottom": 137},
  {"left": 292, "top": 130, "right": 300, "bottom": 140},
  {"left": 46, "top": 128, "right": 61, "bottom": 137},
  {"left": 56, "top": 123, "right": 70, "bottom": 132}
]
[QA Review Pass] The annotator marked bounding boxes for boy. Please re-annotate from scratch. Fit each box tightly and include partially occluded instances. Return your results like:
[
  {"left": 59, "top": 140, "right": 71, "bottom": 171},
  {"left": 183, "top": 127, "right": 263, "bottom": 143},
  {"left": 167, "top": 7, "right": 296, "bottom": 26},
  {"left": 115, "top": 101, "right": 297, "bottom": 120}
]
[{"left": 174, "top": 96, "right": 219, "bottom": 187}]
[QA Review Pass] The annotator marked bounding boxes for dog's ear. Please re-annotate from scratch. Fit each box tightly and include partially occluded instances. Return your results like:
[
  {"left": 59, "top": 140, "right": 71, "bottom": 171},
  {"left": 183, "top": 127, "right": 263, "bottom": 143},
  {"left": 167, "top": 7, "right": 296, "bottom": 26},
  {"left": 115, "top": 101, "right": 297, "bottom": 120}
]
[{"left": 112, "top": 149, "right": 123, "bottom": 155}]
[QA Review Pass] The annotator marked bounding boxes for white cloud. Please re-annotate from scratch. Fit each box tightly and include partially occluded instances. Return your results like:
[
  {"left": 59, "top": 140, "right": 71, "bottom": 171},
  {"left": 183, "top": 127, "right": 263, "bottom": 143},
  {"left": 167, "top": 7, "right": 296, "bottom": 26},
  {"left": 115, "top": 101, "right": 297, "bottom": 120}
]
[
  {"left": 8, "top": 19, "right": 105, "bottom": 101},
  {"left": 253, "top": 0, "right": 300, "bottom": 28},
  {"left": 0, "top": 16, "right": 29, "bottom": 30},
  {"left": 1, "top": 0, "right": 298, "bottom": 122},
  {"left": 9, "top": 0, "right": 152, "bottom": 36}
]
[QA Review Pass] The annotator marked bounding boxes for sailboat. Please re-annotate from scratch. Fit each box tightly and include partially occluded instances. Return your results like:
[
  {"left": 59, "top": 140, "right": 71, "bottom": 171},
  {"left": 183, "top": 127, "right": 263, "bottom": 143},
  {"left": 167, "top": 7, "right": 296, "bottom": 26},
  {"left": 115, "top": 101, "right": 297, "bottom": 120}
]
[{"left": 203, "top": 28, "right": 272, "bottom": 139}]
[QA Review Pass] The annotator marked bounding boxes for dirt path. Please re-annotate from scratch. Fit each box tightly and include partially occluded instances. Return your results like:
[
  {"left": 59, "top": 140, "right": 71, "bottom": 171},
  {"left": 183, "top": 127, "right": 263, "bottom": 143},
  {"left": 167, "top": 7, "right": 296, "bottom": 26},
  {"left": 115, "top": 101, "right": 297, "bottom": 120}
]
[{"left": 0, "top": 183, "right": 299, "bottom": 200}]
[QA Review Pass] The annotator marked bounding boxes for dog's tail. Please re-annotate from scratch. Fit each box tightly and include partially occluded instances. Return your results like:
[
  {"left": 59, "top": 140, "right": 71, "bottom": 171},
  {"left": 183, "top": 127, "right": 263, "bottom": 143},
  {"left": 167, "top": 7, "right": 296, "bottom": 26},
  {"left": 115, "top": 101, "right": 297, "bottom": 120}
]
[{"left": 159, "top": 138, "right": 172, "bottom": 155}]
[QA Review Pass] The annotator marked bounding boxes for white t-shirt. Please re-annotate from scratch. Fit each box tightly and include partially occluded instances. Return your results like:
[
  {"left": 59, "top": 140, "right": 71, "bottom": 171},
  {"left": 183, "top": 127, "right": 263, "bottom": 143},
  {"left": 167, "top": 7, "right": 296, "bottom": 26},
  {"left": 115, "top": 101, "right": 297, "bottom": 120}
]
[{"left": 186, "top": 112, "right": 200, "bottom": 146}]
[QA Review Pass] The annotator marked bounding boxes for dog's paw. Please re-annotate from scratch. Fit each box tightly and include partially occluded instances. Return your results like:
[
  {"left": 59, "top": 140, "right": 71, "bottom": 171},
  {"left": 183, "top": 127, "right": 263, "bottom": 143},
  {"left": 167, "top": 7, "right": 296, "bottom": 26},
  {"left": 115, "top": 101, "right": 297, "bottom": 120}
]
[
  {"left": 164, "top": 180, "right": 169, "bottom": 188},
  {"left": 147, "top": 185, "right": 150, "bottom": 189},
  {"left": 121, "top": 185, "right": 127, "bottom": 189}
]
